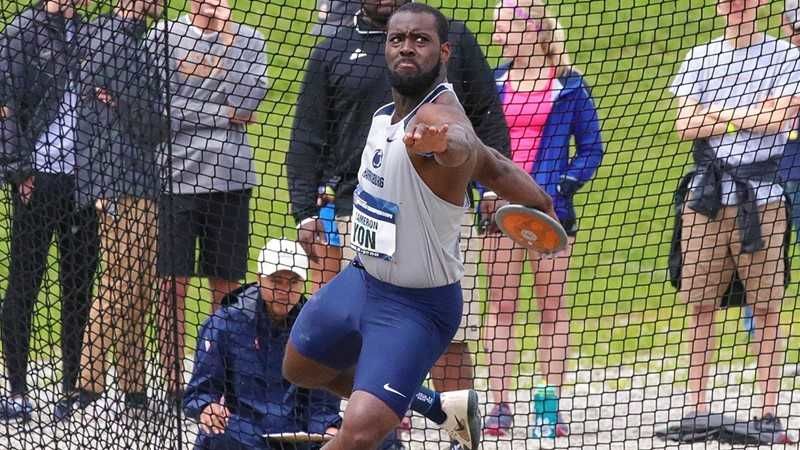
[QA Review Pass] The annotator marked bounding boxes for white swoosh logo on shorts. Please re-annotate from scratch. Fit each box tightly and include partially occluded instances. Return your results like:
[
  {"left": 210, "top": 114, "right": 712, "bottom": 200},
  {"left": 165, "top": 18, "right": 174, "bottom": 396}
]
[{"left": 383, "top": 383, "right": 407, "bottom": 398}]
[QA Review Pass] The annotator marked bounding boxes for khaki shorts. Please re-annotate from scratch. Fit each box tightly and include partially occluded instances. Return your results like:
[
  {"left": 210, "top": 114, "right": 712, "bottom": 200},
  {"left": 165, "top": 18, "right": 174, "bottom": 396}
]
[
  {"left": 680, "top": 200, "right": 786, "bottom": 311},
  {"left": 336, "top": 213, "right": 482, "bottom": 342}
]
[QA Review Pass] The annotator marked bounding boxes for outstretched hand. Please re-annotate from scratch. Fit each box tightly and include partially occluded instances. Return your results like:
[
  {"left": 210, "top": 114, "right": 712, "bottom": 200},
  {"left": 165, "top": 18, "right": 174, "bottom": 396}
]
[{"left": 403, "top": 122, "right": 449, "bottom": 155}]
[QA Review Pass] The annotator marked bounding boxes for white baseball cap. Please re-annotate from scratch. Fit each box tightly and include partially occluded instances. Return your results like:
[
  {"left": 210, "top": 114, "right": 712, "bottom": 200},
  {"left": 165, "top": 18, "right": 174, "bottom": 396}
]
[
  {"left": 258, "top": 239, "right": 308, "bottom": 280},
  {"left": 786, "top": 0, "right": 800, "bottom": 27}
]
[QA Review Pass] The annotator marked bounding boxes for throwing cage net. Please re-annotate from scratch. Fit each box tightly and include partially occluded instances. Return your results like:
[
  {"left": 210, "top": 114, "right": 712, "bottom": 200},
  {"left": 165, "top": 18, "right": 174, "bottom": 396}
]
[{"left": 0, "top": 0, "right": 799, "bottom": 449}]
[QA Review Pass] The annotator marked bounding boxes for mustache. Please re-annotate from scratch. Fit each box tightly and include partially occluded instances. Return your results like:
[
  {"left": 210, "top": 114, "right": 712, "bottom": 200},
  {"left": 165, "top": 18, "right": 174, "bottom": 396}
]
[{"left": 394, "top": 59, "right": 420, "bottom": 70}]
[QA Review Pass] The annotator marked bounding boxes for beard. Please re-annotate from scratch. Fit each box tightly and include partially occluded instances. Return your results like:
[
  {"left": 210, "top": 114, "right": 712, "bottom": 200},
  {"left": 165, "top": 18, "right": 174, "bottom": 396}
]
[{"left": 388, "top": 59, "right": 442, "bottom": 98}]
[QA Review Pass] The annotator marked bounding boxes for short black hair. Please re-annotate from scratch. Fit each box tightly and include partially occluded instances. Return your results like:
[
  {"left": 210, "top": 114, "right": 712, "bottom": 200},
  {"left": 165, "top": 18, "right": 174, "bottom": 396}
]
[{"left": 391, "top": 2, "right": 449, "bottom": 44}]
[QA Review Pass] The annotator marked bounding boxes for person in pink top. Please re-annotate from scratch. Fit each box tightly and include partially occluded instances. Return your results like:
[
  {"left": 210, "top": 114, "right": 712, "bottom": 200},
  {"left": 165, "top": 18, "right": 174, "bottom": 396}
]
[{"left": 480, "top": 0, "right": 604, "bottom": 437}]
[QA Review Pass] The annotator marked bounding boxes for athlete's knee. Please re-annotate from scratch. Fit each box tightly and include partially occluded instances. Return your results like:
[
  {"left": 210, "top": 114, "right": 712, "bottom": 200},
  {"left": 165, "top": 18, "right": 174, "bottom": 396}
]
[
  {"left": 282, "top": 342, "right": 337, "bottom": 388},
  {"left": 335, "top": 391, "right": 400, "bottom": 450}
]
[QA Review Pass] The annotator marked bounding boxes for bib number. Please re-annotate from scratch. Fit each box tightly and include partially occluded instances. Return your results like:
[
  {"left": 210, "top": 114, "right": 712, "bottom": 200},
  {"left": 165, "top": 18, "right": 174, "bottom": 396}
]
[{"left": 350, "top": 188, "right": 399, "bottom": 260}]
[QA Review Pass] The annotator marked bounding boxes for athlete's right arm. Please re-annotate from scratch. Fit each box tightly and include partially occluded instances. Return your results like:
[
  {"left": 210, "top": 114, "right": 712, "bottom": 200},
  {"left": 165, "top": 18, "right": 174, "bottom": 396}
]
[{"left": 472, "top": 145, "right": 555, "bottom": 219}]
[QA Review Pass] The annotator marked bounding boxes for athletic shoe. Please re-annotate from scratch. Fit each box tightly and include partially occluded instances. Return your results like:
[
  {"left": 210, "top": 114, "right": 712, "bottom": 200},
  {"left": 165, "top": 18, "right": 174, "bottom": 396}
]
[
  {"left": 555, "top": 413, "right": 570, "bottom": 437},
  {"left": 719, "top": 414, "right": 796, "bottom": 445},
  {"left": 0, "top": 396, "right": 33, "bottom": 422},
  {"left": 53, "top": 390, "right": 101, "bottom": 421},
  {"left": 449, "top": 441, "right": 464, "bottom": 450},
  {"left": 654, "top": 412, "right": 732, "bottom": 443},
  {"left": 440, "top": 390, "right": 481, "bottom": 450},
  {"left": 483, "top": 402, "right": 513, "bottom": 436}
]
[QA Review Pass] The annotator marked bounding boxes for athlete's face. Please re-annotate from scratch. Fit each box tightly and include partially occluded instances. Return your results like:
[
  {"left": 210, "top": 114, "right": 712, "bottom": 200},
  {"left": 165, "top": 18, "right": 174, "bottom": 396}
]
[
  {"left": 259, "top": 271, "right": 304, "bottom": 319},
  {"left": 385, "top": 11, "right": 451, "bottom": 97},
  {"left": 361, "top": 0, "right": 410, "bottom": 23}
]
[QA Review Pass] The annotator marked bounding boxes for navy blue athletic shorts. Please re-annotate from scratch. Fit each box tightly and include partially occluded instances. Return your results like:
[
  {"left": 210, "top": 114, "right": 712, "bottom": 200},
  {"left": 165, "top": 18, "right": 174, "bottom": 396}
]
[{"left": 289, "top": 261, "right": 462, "bottom": 417}]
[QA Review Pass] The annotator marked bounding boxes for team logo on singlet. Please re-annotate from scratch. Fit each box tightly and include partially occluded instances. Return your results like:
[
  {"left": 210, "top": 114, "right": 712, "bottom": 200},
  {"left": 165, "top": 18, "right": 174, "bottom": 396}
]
[{"left": 372, "top": 149, "right": 384, "bottom": 169}]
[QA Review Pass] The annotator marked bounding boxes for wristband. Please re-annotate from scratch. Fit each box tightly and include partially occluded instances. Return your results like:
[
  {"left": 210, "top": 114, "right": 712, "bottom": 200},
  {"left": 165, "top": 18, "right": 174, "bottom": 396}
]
[
  {"left": 318, "top": 185, "right": 336, "bottom": 198},
  {"left": 726, "top": 122, "right": 737, "bottom": 134}
]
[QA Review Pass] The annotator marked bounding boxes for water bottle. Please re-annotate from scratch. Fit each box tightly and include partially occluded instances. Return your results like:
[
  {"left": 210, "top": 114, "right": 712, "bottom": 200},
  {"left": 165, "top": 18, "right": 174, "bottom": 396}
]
[
  {"left": 319, "top": 203, "right": 341, "bottom": 246},
  {"left": 530, "top": 385, "right": 559, "bottom": 438}
]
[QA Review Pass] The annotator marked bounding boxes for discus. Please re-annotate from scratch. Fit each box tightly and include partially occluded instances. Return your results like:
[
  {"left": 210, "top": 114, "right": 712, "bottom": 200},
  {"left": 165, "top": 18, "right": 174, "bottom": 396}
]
[
  {"left": 494, "top": 204, "right": 568, "bottom": 254},
  {"left": 263, "top": 432, "right": 333, "bottom": 443}
]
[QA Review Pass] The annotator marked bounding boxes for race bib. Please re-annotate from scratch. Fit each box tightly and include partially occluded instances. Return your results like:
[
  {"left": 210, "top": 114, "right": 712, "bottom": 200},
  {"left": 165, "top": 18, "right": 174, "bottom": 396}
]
[{"left": 350, "top": 187, "right": 399, "bottom": 260}]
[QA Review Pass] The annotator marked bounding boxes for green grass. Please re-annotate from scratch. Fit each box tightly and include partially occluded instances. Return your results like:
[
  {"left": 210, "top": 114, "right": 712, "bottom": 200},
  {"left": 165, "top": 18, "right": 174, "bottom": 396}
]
[{"left": 1, "top": 0, "right": 799, "bottom": 382}]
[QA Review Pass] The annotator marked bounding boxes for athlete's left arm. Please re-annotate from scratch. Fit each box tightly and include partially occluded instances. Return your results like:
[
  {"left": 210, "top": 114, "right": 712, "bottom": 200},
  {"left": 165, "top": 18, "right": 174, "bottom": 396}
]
[{"left": 473, "top": 145, "right": 555, "bottom": 219}]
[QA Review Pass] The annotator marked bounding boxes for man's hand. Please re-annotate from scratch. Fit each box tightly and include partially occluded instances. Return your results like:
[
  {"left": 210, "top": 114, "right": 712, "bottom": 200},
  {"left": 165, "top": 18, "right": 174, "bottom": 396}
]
[
  {"left": 18, "top": 176, "right": 35, "bottom": 205},
  {"left": 199, "top": 401, "right": 230, "bottom": 435},
  {"left": 95, "top": 87, "right": 115, "bottom": 107},
  {"left": 479, "top": 195, "right": 508, "bottom": 235},
  {"left": 403, "top": 123, "right": 449, "bottom": 155},
  {"left": 0, "top": 106, "right": 9, "bottom": 120},
  {"left": 324, "top": 427, "right": 338, "bottom": 437},
  {"left": 297, "top": 218, "right": 327, "bottom": 263}
]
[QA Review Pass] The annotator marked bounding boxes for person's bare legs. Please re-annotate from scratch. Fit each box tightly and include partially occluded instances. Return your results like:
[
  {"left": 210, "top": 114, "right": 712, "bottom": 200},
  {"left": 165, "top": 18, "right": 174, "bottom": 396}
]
[
  {"left": 684, "top": 303, "right": 718, "bottom": 414},
  {"left": 530, "top": 240, "right": 574, "bottom": 390},
  {"left": 159, "top": 276, "right": 240, "bottom": 396},
  {"left": 482, "top": 235, "right": 525, "bottom": 406},
  {"left": 750, "top": 300, "right": 784, "bottom": 416},
  {"left": 323, "top": 391, "right": 402, "bottom": 450},
  {"left": 158, "top": 276, "right": 188, "bottom": 396},
  {"left": 309, "top": 245, "right": 344, "bottom": 293},
  {"left": 431, "top": 342, "right": 474, "bottom": 392}
]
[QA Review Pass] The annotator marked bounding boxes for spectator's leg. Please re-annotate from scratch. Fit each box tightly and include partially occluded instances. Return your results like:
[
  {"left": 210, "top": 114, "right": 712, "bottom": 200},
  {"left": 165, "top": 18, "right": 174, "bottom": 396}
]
[
  {"left": 159, "top": 276, "right": 189, "bottom": 396},
  {"left": 116, "top": 198, "right": 158, "bottom": 396},
  {"left": 685, "top": 302, "right": 718, "bottom": 413},
  {"left": 481, "top": 234, "right": 525, "bottom": 406},
  {"left": 78, "top": 204, "right": 120, "bottom": 395},
  {"left": 734, "top": 201, "right": 787, "bottom": 416},
  {"left": 431, "top": 342, "right": 474, "bottom": 391},
  {"left": 58, "top": 196, "right": 100, "bottom": 396},
  {"left": 1, "top": 180, "right": 57, "bottom": 398},
  {"left": 679, "top": 206, "right": 735, "bottom": 415},
  {"left": 530, "top": 238, "right": 574, "bottom": 390},
  {"left": 156, "top": 193, "right": 197, "bottom": 396}
]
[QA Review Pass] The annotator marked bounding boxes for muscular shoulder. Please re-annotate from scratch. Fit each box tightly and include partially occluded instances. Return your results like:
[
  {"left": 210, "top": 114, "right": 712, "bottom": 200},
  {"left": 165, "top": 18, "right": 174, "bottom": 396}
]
[{"left": 416, "top": 92, "right": 469, "bottom": 127}]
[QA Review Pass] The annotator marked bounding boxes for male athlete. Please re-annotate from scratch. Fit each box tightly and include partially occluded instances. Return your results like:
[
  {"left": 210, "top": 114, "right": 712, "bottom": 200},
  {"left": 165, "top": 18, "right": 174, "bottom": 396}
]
[{"left": 282, "top": 4, "right": 555, "bottom": 450}]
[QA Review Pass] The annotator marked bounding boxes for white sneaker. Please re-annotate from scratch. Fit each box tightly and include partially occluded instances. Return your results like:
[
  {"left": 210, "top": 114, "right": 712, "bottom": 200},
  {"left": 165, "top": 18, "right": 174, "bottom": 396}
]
[{"left": 440, "top": 390, "right": 481, "bottom": 450}]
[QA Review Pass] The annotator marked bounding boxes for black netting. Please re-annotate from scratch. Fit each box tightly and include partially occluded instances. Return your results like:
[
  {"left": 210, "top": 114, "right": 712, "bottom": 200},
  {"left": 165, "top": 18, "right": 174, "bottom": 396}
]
[{"left": 0, "top": 0, "right": 799, "bottom": 449}]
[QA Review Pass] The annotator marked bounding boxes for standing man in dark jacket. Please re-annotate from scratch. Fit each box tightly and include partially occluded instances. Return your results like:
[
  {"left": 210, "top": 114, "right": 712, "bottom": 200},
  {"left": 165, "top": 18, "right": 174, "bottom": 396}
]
[
  {"left": 52, "top": 0, "right": 168, "bottom": 420},
  {"left": 0, "top": 0, "right": 100, "bottom": 421},
  {"left": 287, "top": 2, "right": 509, "bottom": 423}
]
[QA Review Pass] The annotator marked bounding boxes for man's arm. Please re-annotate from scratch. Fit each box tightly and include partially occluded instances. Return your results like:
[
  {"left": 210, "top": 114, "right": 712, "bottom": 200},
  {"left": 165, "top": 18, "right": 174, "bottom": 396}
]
[
  {"left": 674, "top": 95, "right": 799, "bottom": 141},
  {"left": 405, "top": 98, "right": 554, "bottom": 216},
  {"left": 287, "top": 46, "right": 330, "bottom": 224},
  {"left": 0, "top": 11, "right": 37, "bottom": 184},
  {"left": 473, "top": 144, "right": 554, "bottom": 217},
  {"left": 226, "top": 28, "right": 268, "bottom": 124},
  {"left": 184, "top": 317, "right": 227, "bottom": 421}
]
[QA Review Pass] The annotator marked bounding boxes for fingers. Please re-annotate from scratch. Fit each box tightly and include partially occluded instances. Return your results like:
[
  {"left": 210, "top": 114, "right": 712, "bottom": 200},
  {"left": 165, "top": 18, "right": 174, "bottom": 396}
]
[{"left": 403, "top": 123, "right": 449, "bottom": 152}]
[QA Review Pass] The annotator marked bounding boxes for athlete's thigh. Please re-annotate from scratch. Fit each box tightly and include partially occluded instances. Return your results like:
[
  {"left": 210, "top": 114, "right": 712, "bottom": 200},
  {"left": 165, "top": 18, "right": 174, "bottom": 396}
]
[
  {"left": 289, "top": 263, "right": 367, "bottom": 370},
  {"left": 354, "top": 281, "right": 462, "bottom": 417}
]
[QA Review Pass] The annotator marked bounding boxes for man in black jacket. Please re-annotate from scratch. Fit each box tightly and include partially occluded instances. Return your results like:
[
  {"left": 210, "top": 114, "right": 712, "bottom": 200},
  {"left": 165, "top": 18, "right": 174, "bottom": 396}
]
[
  {"left": 286, "top": 1, "right": 508, "bottom": 445},
  {"left": 0, "top": 0, "right": 100, "bottom": 421}
]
